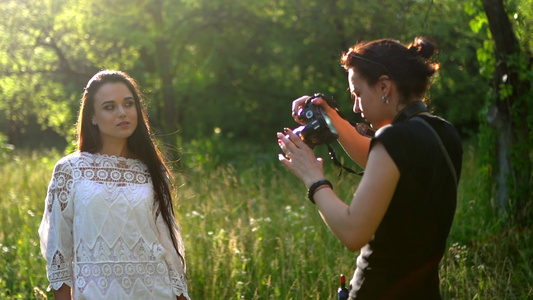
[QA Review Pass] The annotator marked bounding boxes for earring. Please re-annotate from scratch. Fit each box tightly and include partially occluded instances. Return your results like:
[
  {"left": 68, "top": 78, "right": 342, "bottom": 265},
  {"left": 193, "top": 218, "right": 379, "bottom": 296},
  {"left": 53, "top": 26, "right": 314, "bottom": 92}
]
[
  {"left": 381, "top": 95, "right": 389, "bottom": 104},
  {"left": 92, "top": 119, "right": 97, "bottom": 125}
]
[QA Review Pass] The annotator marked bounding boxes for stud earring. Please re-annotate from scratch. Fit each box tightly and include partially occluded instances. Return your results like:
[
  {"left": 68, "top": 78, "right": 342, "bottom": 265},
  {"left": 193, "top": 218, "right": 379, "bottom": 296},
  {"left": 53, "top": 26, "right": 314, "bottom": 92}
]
[
  {"left": 92, "top": 119, "right": 97, "bottom": 125},
  {"left": 381, "top": 95, "right": 389, "bottom": 104}
]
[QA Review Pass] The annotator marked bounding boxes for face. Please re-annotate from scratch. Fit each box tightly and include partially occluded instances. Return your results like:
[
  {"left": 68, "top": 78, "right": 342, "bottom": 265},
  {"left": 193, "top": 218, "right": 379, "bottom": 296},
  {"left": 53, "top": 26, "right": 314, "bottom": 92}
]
[
  {"left": 91, "top": 82, "right": 138, "bottom": 146},
  {"left": 348, "top": 68, "right": 385, "bottom": 128}
]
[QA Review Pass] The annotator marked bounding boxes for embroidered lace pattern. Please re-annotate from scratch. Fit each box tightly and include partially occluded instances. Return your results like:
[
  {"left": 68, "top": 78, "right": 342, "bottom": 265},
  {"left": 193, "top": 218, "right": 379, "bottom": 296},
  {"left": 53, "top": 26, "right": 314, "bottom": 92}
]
[{"left": 38, "top": 152, "right": 189, "bottom": 299}]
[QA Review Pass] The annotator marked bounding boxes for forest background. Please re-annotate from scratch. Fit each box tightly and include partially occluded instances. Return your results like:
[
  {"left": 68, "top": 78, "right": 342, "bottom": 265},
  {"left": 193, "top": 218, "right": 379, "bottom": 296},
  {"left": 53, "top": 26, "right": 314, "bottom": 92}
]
[{"left": 0, "top": 0, "right": 532, "bottom": 299}]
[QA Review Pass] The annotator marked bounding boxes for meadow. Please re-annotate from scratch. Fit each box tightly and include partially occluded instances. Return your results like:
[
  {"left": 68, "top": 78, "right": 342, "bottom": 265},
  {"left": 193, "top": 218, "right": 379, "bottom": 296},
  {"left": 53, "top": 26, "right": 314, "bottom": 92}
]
[{"left": 0, "top": 140, "right": 531, "bottom": 299}]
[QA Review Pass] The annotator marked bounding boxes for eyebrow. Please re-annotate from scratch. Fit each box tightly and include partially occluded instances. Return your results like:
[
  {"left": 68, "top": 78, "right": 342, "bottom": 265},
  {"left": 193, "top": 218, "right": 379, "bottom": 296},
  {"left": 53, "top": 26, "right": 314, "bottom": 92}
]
[{"left": 100, "top": 96, "right": 134, "bottom": 106}]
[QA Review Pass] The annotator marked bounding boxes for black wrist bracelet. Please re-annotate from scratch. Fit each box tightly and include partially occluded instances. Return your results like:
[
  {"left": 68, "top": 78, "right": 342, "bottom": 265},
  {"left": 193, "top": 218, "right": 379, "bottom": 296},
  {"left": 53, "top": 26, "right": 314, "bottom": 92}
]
[{"left": 307, "top": 179, "right": 333, "bottom": 204}]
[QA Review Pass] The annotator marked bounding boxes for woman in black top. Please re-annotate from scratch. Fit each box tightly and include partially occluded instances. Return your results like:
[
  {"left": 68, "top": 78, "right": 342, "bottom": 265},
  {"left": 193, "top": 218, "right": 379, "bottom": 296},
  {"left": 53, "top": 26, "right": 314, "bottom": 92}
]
[{"left": 277, "top": 37, "right": 463, "bottom": 299}]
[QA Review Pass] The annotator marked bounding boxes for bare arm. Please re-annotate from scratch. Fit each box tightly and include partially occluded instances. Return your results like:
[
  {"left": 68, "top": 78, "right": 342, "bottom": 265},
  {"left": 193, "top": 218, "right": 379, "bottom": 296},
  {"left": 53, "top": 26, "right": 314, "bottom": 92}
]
[
  {"left": 313, "top": 142, "right": 399, "bottom": 251},
  {"left": 53, "top": 284, "right": 71, "bottom": 300},
  {"left": 329, "top": 111, "right": 371, "bottom": 168},
  {"left": 278, "top": 128, "right": 398, "bottom": 252}
]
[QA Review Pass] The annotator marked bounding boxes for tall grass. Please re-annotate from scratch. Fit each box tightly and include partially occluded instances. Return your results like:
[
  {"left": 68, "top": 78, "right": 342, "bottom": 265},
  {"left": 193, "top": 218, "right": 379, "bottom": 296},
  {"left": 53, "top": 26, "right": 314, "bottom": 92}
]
[
  {"left": 0, "top": 141, "right": 531, "bottom": 299},
  {"left": 0, "top": 150, "right": 58, "bottom": 299}
]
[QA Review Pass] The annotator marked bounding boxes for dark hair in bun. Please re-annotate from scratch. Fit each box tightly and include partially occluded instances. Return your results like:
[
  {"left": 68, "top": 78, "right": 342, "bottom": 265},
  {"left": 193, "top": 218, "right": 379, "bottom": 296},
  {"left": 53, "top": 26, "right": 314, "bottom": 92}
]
[
  {"left": 408, "top": 37, "right": 435, "bottom": 59},
  {"left": 341, "top": 36, "right": 439, "bottom": 103}
]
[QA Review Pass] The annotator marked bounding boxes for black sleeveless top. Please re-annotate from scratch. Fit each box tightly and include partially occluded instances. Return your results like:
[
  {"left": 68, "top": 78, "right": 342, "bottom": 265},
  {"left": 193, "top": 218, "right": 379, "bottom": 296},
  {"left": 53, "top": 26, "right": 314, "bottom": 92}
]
[{"left": 349, "top": 115, "right": 463, "bottom": 300}]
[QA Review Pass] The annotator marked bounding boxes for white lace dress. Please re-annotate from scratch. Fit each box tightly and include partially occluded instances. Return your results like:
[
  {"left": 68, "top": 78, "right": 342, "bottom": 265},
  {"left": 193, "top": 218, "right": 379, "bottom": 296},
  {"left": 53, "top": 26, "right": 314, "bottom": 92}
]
[{"left": 38, "top": 152, "right": 190, "bottom": 299}]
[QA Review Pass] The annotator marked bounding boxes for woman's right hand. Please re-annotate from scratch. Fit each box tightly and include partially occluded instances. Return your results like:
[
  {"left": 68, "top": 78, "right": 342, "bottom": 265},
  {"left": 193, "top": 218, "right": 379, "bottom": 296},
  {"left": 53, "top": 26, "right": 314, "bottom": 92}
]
[
  {"left": 291, "top": 95, "right": 338, "bottom": 125},
  {"left": 291, "top": 95, "right": 311, "bottom": 124}
]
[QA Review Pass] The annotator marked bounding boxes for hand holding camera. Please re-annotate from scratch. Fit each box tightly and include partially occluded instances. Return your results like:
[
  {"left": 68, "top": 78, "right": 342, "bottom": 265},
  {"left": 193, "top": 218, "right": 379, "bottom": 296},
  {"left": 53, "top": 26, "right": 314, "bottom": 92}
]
[
  {"left": 291, "top": 93, "right": 339, "bottom": 148},
  {"left": 285, "top": 93, "right": 364, "bottom": 176}
]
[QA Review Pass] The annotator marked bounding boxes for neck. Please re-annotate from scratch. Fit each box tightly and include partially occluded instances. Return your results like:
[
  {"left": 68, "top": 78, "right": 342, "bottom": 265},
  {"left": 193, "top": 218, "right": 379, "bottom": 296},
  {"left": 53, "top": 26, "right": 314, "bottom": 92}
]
[{"left": 98, "top": 138, "right": 132, "bottom": 158}]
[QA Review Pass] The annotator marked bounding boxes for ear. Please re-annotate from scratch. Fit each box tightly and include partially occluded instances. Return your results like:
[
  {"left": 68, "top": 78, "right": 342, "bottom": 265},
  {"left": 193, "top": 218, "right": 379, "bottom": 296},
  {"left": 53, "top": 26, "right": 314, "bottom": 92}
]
[{"left": 378, "top": 75, "right": 391, "bottom": 91}]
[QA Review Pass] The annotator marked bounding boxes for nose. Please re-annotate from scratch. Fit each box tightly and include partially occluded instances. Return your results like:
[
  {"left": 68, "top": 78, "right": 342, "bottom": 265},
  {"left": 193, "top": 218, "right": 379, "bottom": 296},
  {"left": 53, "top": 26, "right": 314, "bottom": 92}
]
[
  {"left": 353, "top": 96, "right": 362, "bottom": 113},
  {"left": 117, "top": 105, "right": 126, "bottom": 117}
]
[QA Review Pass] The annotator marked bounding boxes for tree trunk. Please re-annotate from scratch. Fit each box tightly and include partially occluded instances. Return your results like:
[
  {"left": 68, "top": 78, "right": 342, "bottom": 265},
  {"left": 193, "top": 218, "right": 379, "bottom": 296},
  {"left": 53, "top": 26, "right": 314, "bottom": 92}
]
[
  {"left": 481, "top": 0, "right": 532, "bottom": 225},
  {"left": 486, "top": 104, "right": 512, "bottom": 215},
  {"left": 150, "top": 0, "right": 178, "bottom": 132}
]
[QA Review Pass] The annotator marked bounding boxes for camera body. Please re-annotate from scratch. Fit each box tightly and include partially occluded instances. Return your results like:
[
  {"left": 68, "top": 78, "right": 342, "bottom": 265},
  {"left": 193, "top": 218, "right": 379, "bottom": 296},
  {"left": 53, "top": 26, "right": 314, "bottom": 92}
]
[{"left": 293, "top": 93, "right": 339, "bottom": 148}]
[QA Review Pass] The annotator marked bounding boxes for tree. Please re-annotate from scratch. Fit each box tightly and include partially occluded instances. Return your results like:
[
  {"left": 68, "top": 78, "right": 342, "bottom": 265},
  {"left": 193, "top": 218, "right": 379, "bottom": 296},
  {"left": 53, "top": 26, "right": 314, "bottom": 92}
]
[
  {"left": 473, "top": 0, "right": 532, "bottom": 225},
  {"left": 0, "top": 0, "right": 94, "bottom": 146}
]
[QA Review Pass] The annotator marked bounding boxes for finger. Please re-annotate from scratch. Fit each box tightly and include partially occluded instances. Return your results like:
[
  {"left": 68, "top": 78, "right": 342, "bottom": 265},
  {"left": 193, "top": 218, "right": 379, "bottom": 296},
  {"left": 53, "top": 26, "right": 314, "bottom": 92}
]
[
  {"left": 311, "top": 96, "right": 325, "bottom": 106},
  {"left": 278, "top": 153, "right": 291, "bottom": 164},
  {"left": 283, "top": 128, "right": 309, "bottom": 150},
  {"left": 277, "top": 137, "right": 288, "bottom": 153},
  {"left": 292, "top": 95, "right": 310, "bottom": 115},
  {"left": 278, "top": 153, "right": 299, "bottom": 175},
  {"left": 316, "top": 157, "right": 324, "bottom": 170},
  {"left": 312, "top": 96, "right": 336, "bottom": 115},
  {"left": 292, "top": 95, "right": 312, "bottom": 122},
  {"left": 277, "top": 133, "right": 298, "bottom": 157},
  {"left": 278, "top": 131, "right": 295, "bottom": 148}
]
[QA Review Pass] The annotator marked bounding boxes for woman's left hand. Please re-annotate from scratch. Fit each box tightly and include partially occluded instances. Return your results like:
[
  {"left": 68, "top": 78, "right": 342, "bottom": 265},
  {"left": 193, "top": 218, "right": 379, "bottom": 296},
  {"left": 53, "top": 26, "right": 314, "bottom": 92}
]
[{"left": 277, "top": 128, "right": 325, "bottom": 187}]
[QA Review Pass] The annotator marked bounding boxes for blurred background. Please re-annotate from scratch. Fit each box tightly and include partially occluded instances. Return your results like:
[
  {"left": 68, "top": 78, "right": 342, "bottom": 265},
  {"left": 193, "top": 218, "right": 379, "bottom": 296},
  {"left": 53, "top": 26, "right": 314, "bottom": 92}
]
[
  {"left": 1, "top": 0, "right": 516, "bottom": 150},
  {"left": 0, "top": 0, "right": 532, "bottom": 298}
]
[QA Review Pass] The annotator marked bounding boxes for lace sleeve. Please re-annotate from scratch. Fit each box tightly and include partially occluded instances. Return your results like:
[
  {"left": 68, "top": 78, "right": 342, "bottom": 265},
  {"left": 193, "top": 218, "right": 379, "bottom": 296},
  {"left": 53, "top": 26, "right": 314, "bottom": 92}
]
[
  {"left": 155, "top": 209, "right": 190, "bottom": 299},
  {"left": 38, "top": 158, "right": 75, "bottom": 290}
]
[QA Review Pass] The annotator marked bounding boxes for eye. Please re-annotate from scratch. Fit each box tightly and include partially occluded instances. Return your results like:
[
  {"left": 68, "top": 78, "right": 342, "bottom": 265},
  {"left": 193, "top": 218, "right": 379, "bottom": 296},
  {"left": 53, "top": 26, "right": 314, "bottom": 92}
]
[
  {"left": 124, "top": 100, "right": 135, "bottom": 107},
  {"left": 104, "top": 104, "right": 115, "bottom": 110}
]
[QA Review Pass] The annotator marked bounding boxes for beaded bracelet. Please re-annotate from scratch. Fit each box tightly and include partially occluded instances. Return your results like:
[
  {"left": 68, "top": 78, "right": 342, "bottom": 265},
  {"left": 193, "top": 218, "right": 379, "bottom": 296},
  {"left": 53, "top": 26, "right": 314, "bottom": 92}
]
[{"left": 307, "top": 179, "right": 333, "bottom": 204}]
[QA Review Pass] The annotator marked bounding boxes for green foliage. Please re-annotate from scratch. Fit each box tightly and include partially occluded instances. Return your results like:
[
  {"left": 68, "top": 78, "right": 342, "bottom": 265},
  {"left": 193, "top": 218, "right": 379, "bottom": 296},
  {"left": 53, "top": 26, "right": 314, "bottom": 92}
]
[
  {"left": 507, "top": 52, "right": 533, "bottom": 214},
  {"left": 179, "top": 129, "right": 277, "bottom": 172},
  {"left": 418, "top": 0, "right": 489, "bottom": 137},
  {"left": 476, "top": 40, "right": 496, "bottom": 79},
  {"left": 0, "top": 133, "right": 14, "bottom": 154},
  {"left": 0, "top": 0, "right": 494, "bottom": 147},
  {"left": 0, "top": 0, "right": 89, "bottom": 146},
  {"left": 466, "top": 0, "right": 532, "bottom": 225}
]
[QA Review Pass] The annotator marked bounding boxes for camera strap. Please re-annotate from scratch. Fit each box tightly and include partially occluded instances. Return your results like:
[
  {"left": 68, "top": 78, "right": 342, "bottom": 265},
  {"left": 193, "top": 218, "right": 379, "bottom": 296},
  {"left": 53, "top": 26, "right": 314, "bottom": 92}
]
[
  {"left": 411, "top": 117, "right": 458, "bottom": 191},
  {"left": 392, "top": 101, "right": 428, "bottom": 123},
  {"left": 318, "top": 95, "right": 365, "bottom": 176},
  {"left": 327, "top": 144, "right": 364, "bottom": 177}
]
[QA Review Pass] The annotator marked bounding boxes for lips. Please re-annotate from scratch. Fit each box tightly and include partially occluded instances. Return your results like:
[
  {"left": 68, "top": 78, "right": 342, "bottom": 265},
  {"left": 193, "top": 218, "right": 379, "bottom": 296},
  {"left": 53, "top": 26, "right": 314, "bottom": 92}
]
[{"left": 117, "top": 121, "right": 130, "bottom": 127}]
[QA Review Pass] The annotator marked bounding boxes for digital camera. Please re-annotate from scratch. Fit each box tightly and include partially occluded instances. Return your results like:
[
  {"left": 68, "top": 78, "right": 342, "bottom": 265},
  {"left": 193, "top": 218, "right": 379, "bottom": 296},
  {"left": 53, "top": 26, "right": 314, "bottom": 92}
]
[{"left": 292, "top": 93, "right": 339, "bottom": 148}]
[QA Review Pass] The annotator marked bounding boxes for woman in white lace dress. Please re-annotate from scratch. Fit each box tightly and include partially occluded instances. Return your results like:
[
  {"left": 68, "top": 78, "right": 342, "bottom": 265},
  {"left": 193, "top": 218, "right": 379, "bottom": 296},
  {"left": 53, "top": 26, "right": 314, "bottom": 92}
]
[{"left": 39, "top": 70, "right": 190, "bottom": 299}]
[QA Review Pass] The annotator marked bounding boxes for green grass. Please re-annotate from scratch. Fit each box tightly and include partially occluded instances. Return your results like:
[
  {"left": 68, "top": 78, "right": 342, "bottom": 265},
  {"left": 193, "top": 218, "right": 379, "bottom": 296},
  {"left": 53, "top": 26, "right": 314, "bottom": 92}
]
[{"left": 0, "top": 141, "right": 532, "bottom": 299}]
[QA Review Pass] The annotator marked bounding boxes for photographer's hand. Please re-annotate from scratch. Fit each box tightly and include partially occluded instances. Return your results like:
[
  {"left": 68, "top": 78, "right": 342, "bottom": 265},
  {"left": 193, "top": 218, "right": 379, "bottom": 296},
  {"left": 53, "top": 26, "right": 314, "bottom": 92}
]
[
  {"left": 291, "top": 95, "right": 310, "bottom": 124},
  {"left": 277, "top": 128, "right": 325, "bottom": 188},
  {"left": 291, "top": 95, "right": 338, "bottom": 125}
]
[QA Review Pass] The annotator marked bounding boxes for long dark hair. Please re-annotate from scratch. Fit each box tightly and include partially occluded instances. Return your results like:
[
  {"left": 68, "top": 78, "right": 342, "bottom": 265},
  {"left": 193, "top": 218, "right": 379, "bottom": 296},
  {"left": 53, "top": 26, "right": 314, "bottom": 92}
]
[
  {"left": 341, "top": 37, "right": 439, "bottom": 104},
  {"left": 76, "top": 70, "right": 183, "bottom": 262}
]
